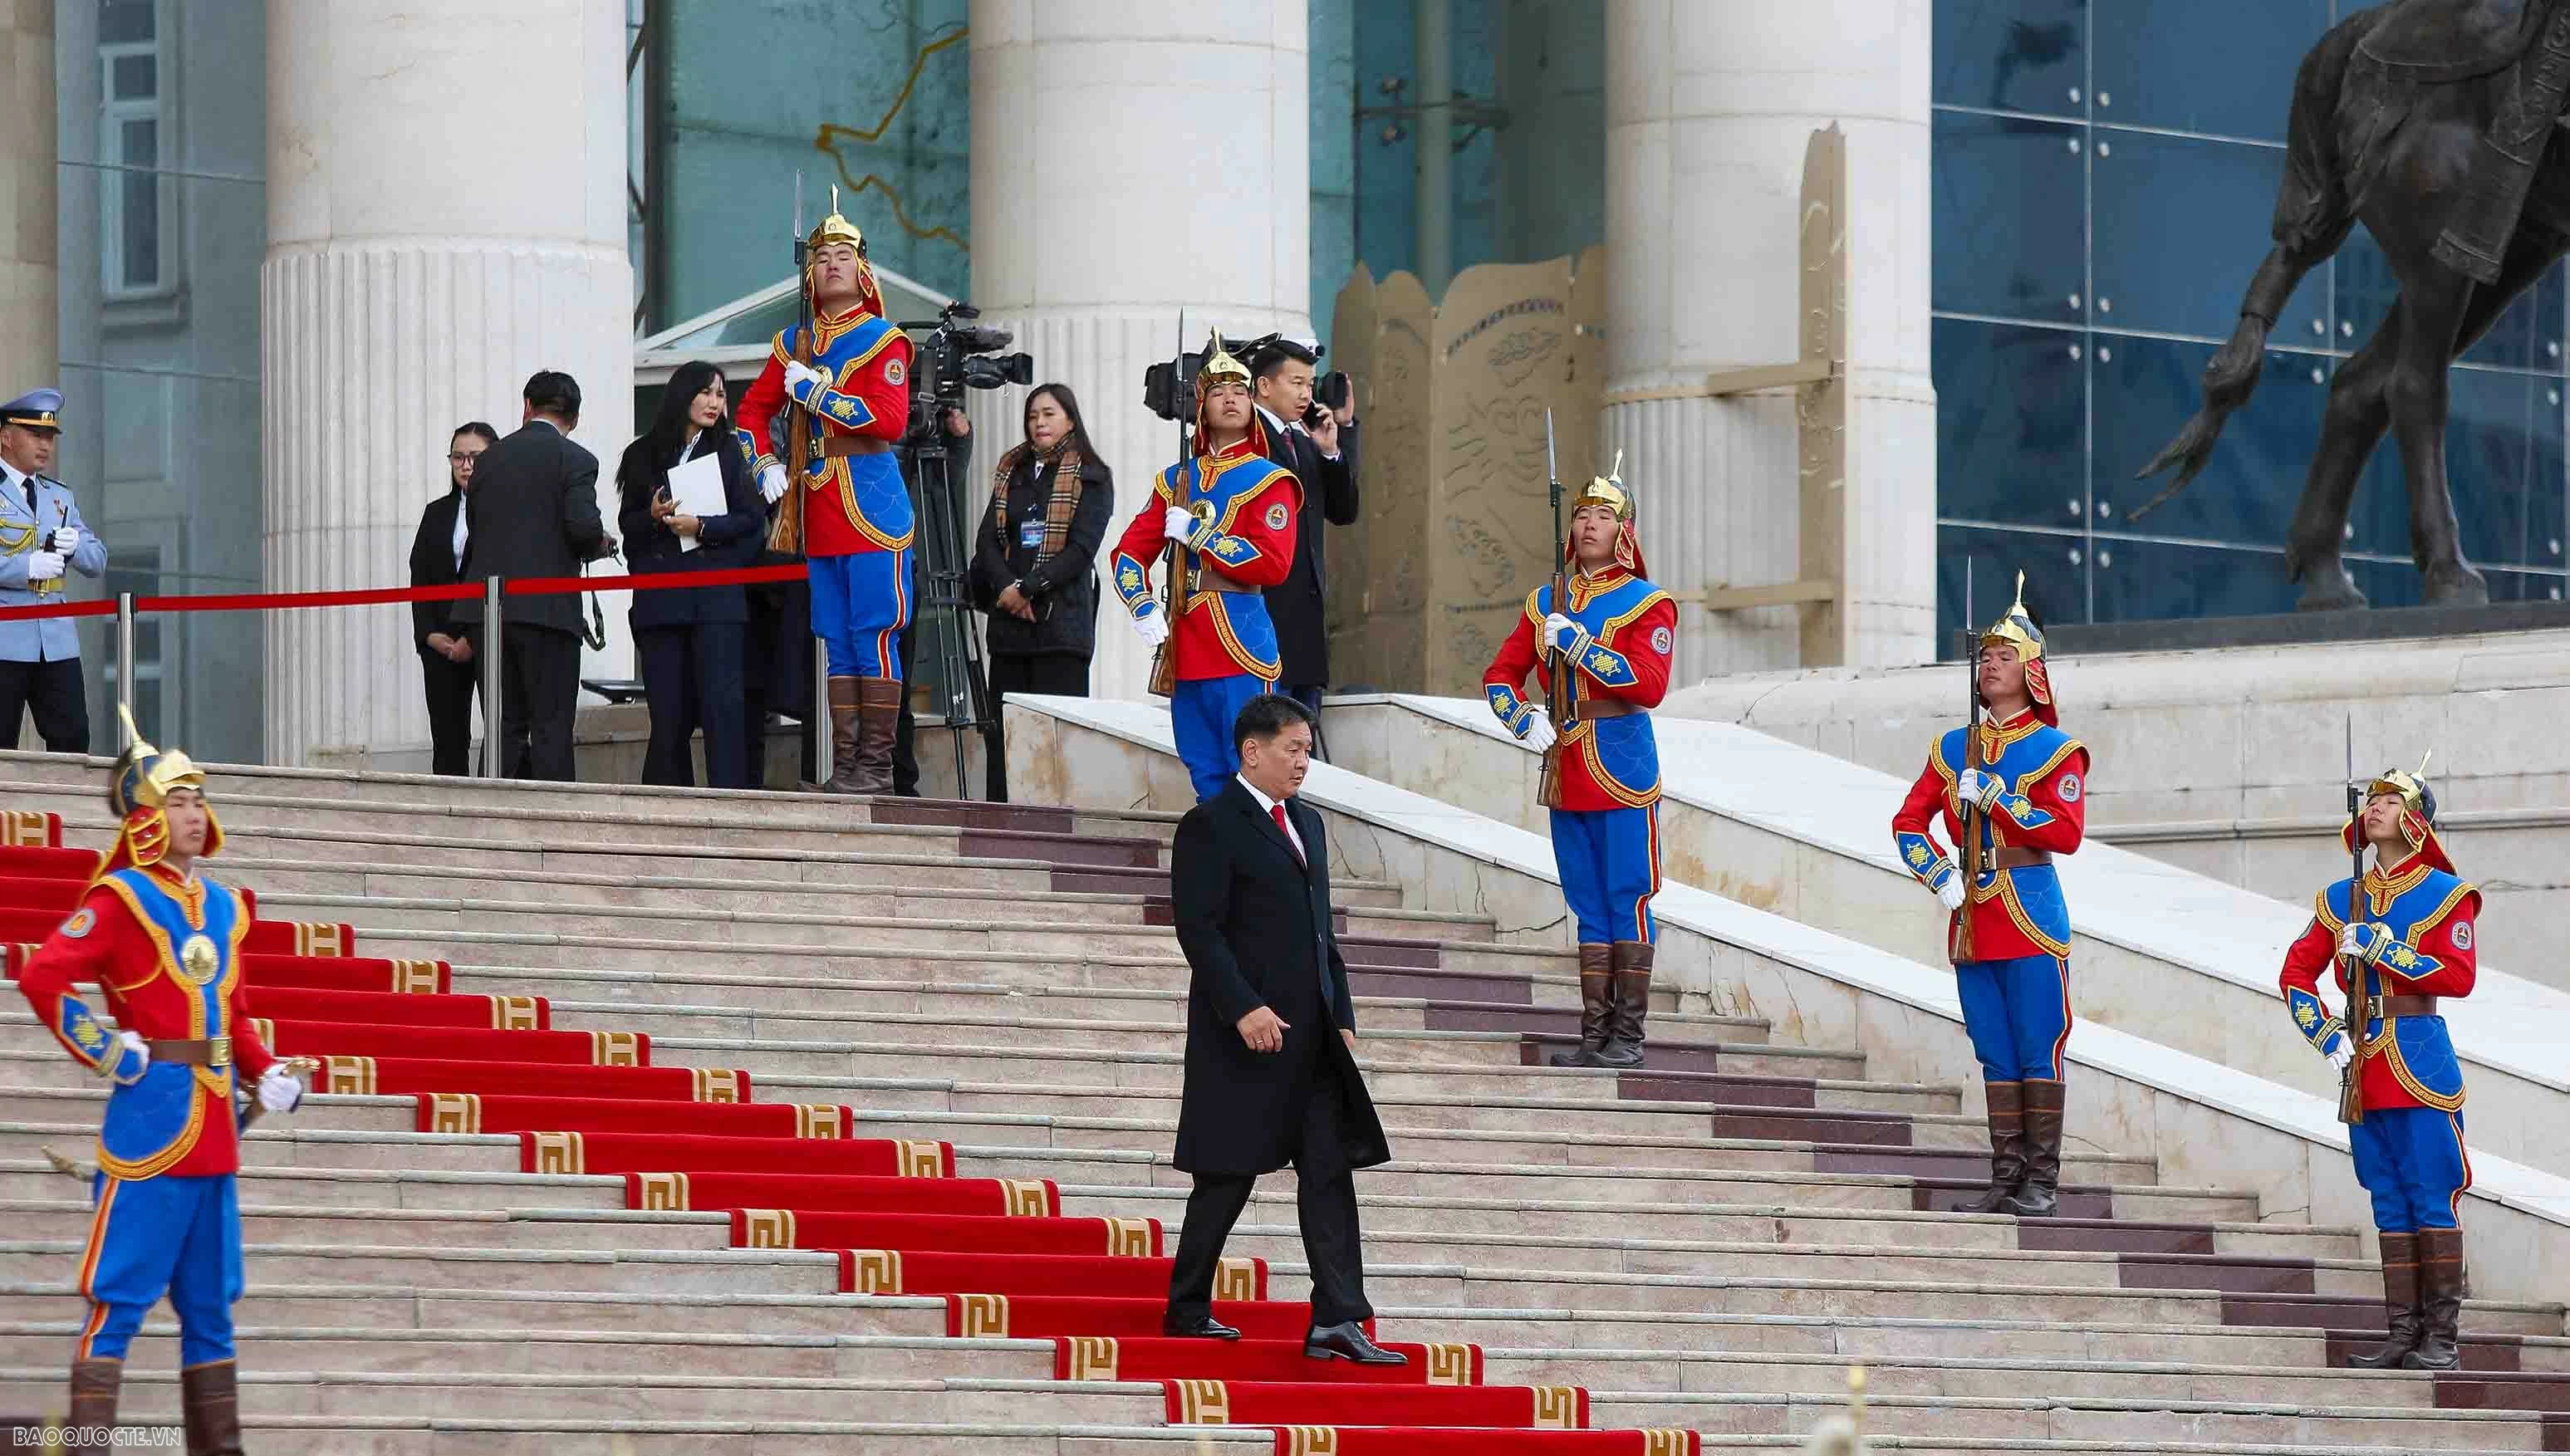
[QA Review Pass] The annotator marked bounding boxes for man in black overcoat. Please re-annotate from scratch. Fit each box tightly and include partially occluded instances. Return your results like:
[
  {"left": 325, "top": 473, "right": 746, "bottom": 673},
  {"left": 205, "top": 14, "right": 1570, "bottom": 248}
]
[{"left": 1161, "top": 693, "right": 1402, "bottom": 1365}]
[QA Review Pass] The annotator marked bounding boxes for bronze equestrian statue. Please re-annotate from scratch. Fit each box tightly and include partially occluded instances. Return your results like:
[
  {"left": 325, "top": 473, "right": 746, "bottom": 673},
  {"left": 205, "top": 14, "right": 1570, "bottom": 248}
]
[{"left": 2139, "top": 0, "right": 2570, "bottom": 610}]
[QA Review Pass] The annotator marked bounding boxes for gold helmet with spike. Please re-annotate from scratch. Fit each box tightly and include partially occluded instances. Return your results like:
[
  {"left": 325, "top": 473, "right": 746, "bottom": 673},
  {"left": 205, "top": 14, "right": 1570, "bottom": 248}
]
[
  {"left": 806, "top": 184, "right": 866, "bottom": 255},
  {"left": 1196, "top": 327, "right": 1253, "bottom": 392},
  {"left": 98, "top": 704, "right": 223, "bottom": 880},
  {"left": 1980, "top": 570, "right": 2057, "bottom": 725},
  {"left": 1572, "top": 449, "right": 1631, "bottom": 522},
  {"left": 2345, "top": 751, "right": 2450, "bottom": 873}
]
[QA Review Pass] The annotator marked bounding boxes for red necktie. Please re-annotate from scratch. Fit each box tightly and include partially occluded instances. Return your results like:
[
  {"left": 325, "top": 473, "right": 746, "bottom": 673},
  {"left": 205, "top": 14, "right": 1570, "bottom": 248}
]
[{"left": 1272, "top": 802, "right": 1305, "bottom": 866}]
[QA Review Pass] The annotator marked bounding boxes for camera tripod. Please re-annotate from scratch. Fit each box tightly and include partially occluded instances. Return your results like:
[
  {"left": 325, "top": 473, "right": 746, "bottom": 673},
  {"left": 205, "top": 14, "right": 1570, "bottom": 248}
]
[{"left": 899, "top": 420, "right": 999, "bottom": 798}]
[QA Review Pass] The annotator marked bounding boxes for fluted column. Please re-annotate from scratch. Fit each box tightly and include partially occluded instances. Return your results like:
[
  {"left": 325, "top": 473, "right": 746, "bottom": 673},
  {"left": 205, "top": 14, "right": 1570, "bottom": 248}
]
[
  {"left": 1603, "top": 0, "right": 1935, "bottom": 679},
  {"left": 262, "top": 0, "right": 632, "bottom": 767},
  {"left": 0, "top": 3, "right": 54, "bottom": 398},
  {"left": 969, "top": 0, "right": 1311, "bottom": 703}
]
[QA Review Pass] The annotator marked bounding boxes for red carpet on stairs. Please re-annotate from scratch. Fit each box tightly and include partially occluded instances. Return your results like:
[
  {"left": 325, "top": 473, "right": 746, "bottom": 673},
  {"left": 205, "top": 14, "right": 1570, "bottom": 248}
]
[
  {"left": 837, "top": 1249, "right": 1258, "bottom": 1298},
  {"left": 324, "top": 1056, "right": 743, "bottom": 1101},
  {"left": 242, "top": 954, "right": 452, "bottom": 993},
  {"left": 253, "top": 985, "right": 549, "bottom": 1028},
  {"left": 267, "top": 1020, "right": 645, "bottom": 1065},
  {"left": 420, "top": 1094, "right": 846, "bottom": 1137},
  {"left": 520, "top": 1130, "right": 952, "bottom": 1177},
  {"left": 1169, "top": 1380, "right": 1589, "bottom": 1429},
  {"left": 0, "top": 843, "right": 99, "bottom": 880},
  {"left": 1056, "top": 1336, "right": 1474, "bottom": 1385},
  {"left": 1273, "top": 1432, "right": 1700, "bottom": 1455},
  {"left": 943, "top": 1294, "right": 1335, "bottom": 1340},
  {"left": 735, "top": 1208, "right": 1160, "bottom": 1256},
  {"left": 2, "top": 908, "right": 347, "bottom": 955},
  {"left": 625, "top": 1171, "right": 1052, "bottom": 1215}
]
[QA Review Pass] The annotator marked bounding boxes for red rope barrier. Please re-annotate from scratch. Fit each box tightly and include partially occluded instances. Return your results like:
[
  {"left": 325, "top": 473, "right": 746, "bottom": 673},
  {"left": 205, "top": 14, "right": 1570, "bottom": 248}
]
[{"left": 0, "top": 563, "right": 812, "bottom": 624}]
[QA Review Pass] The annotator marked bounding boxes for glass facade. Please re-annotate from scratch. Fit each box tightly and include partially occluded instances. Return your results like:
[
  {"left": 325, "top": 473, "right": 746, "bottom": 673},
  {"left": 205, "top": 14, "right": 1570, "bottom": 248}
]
[{"left": 1933, "top": 0, "right": 2570, "bottom": 645}]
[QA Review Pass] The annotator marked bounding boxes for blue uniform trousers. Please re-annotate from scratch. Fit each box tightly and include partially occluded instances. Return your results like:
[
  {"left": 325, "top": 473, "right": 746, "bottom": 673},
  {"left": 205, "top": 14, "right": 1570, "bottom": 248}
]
[
  {"left": 2350, "top": 1106, "right": 2472, "bottom": 1232},
  {"left": 1955, "top": 953, "right": 2072, "bottom": 1083},
  {"left": 807, "top": 546, "right": 914, "bottom": 679},
  {"left": 1549, "top": 804, "right": 1660, "bottom": 945},
  {"left": 76, "top": 1172, "right": 242, "bottom": 1366},
  {"left": 1170, "top": 673, "right": 1275, "bottom": 802}
]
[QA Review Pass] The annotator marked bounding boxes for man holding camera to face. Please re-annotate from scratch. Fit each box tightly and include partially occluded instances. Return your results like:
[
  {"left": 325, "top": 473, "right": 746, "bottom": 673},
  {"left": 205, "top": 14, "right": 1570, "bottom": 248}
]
[{"left": 1249, "top": 341, "right": 1359, "bottom": 728}]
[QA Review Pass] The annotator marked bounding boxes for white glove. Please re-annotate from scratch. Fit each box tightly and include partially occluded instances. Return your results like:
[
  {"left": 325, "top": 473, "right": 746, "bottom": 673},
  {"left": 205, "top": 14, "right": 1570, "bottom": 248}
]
[
  {"left": 51, "top": 527, "right": 79, "bottom": 553},
  {"left": 26, "top": 551, "right": 63, "bottom": 580},
  {"left": 1936, "top": 876, "right": 1967, "bottom": 912},
  {"left": 1542, "top": 612, "right": 1592, "bottom": 658},
  {"left": 1956, "top": 767, "right": 2005, "bottom": 808},
  {"left": 2327, "top": 1042, "right": 2354, "bottom": 1072},
  {"left": 758, "top": 463, "right": 789, "bottom": 504},
  {"left": 112, "top": 1029, "right": 150, "bottom": 1081},
  {"left": 257, "top": 1066, "right": 306, "bottom": 1114},
  {"left": 2337, "top": 923, "right": 2382, "bottom": 961},
  {"left": 1163, "top": 506, "right": 1206, "bottom": 548},
  {"left": 783, "top": 360, "right": 831, "bottom": 399},
  {"left": 1131, "top": 606, "right": 1170, "bottom": 648},
  {"left": 1520, "top": 708, "right": 1557, "bottom": 754}
]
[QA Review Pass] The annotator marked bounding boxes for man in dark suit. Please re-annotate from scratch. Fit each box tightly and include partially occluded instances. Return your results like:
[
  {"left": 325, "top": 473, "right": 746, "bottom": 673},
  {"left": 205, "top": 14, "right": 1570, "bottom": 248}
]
[
  {"left": 452, "top": 371, "right": 617, "bottom": 781},
  {"left": 1249, "top": 341, "right": 1359, "bottom": 729},
  {"left": 408, "top": 422, "right": 496, "bottom": 775},
  {"left": 1161, "top": 693, "right": 1402, "bottom": 1365}
]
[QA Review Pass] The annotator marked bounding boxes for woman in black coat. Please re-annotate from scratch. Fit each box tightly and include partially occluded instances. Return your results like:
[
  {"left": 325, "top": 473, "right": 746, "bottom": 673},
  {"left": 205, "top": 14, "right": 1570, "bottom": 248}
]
[
  {"left": 968, "top": 383, "right": 1115, "bottom": 801},
  {"left": 616, "top": 360, "right": 763, "bottom": 788}
]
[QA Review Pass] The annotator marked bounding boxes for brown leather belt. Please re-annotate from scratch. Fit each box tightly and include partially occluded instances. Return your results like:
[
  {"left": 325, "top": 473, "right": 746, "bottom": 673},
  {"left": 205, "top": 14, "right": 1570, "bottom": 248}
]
[
  {"left": 1990, "top": 846, "right": 2053, "bottom": 870},
  {"left": 820, "top": 436, "right": 893, "bottom": 458},
  {"left": 1573, "top": 699, "right": 1645, "bottom": 720},
  {"left": 146, "top": 1037, "right": 233, "bottom": 1067},
  {"left": 2375, "top": 994, "right": 2439, "bottom": 1019}
]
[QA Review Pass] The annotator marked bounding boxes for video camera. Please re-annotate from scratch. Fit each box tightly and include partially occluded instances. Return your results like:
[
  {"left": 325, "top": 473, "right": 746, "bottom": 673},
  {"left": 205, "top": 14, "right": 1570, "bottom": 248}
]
[
  {"left": 1141, "top": 331, "right": 1350, "bottom": 424},
  {"left": 901, "top": 300, "right": 1034, "bottom": 442}
]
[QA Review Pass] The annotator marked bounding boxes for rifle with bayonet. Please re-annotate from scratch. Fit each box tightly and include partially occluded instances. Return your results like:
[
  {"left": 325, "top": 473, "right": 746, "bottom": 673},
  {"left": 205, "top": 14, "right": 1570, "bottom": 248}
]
[
  {"left": 2339, "top": 718, "right": 2371, "bottom": 1125},
  {"left": 768, "top": 175, "right": 814, "bottom": 555},
  {"left": 1537, "top": 409, "right": 1577, "bottom": 810},
  {"left": 1956, "top": 563, "right": 1982, "bottom": 962},
  {"left": 1147, "top": 311, "right": 1190, "bottom": 698}
]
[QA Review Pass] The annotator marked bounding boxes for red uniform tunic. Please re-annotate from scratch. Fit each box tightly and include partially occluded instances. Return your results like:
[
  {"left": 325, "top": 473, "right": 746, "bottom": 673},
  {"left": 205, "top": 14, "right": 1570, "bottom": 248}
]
[
  {"left": 17, "top": 864, "right": 278, "bottom": 1178},
  {"left": 1890, "top": 711, "right": 2090, "bottom": 963},
  {"left": 2278, "top": 854, "right": 2479, "bottom": 1112},
  {"left": 1479, "top": 568, "right": 1677, "bottom": 813},
  {"left": 733, "top": 304, "right": 914, "bottom": 557},
  {"left": 1108, "top": 439, "right": 1302, "bottom": 680}
]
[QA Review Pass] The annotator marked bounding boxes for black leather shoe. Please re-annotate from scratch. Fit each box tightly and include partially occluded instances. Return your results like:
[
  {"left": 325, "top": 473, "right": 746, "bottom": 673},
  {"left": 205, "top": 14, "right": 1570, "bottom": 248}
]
[
  {"left": 1160, "top": 1311, "right": 1241, "bottom": 1341},
  {"left": 1303, "top": 1321, "right": 1406, "bottom": 1365}
]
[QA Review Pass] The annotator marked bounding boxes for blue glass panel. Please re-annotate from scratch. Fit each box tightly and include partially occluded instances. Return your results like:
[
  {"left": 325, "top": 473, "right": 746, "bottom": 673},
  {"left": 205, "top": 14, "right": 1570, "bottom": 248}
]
[
  {"left": 2090, "top": 334, "right": 2333, "bottom": 547},
  {"left": 1935, "top": 318, "right": 2089, "bottom": 528},
  {"left": 2088, "top": 537, "right": 2299, "bottom": 621},
  {"left": 2347, "top": 559, "right": 2425, "bottom": 610},
  {"left": 1937, "top": 525, "right": 2091, "bottom": 653},
  {"left": 2090, "top": 0, "right": 2327, "bottom": 143},
  {"left": 1932, "top": 111, "right": 2087, "bottom": 322},
  {"left": 2342, "top": 233, "right": 2570, "bottom": 374},
  {"left": 2447, "top": 367, "right": 2564, "bottom": 569},
  {"left": 2091, "top": 129, "right": 2327, "bottom": 342},
  {"left": 1935, "top": 0, "right": 2085, "bottom": 117}
]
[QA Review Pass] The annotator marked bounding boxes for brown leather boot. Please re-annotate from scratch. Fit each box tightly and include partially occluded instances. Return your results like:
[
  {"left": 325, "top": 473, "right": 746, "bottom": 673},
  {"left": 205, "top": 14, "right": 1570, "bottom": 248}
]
[
  {"left": 1964, "top": 1081, "right": 2028, "bottom": 1214},
  {"left": 1593, "top": 940, "right": 1652, "bottom": 1069},
  {"left": 822, "top": 676, "right": 864, "bottom": 792},
  {"left": 2345, "top": 1231, "right": 2424, "bottom": 1369},
  {"left": 67, "top": 1356, "right": 120, "bottom": 1439},
  {"left": 1549, "top": 945, "right": 1615, "bottom": 1067},
  {"left": 2003, "top": 1078, "right": 2064, "bottom": 1216},
  {"left": 181, "top": 1359, "right": 245, "bottom": 1456},
  {"left": 853, "top": 676, "right": 904, "bottom": 795},
  {"left": 2406, "top": 1226, "right": 2465, "bottom": 1370}
]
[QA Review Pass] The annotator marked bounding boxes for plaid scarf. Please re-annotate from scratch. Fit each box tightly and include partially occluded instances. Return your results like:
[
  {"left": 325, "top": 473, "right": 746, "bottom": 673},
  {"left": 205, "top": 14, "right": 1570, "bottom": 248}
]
[{"left": 991, "top": 440, "right": 1087, "bottom": 571}]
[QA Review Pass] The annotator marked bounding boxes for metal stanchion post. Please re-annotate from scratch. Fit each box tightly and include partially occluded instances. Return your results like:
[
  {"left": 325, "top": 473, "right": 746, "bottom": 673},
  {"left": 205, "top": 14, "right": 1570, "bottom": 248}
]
[
  {"left": 812, "top": 635, "right": 828, "bottom": 788},
  {"left": 479, "top": 576, "right": 505, "bottom": 779},
  {"left": 114, "top": 593, "right": 135, "bottom": 750}
]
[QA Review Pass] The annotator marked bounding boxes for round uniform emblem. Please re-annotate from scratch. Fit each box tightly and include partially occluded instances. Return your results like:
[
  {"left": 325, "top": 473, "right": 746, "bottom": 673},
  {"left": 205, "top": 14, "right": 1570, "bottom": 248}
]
[
  {"left": 2057, "top": 772, "right": 2082, "bottom": 803},
  {"left": 883, "top": 358, "right": 905, "bottom": 387},
  {"left": 1265, "top": 502, "right": 1290, "bottom": 531},
  {"left": 60, "top": 908, "right": 96, "bottom": 939},
  {"left": 179, "top": 934, "right": 219, "bottom": 987},
  {"left": 1650, "top": 625, "right": 1673, "bottom": 655},
  {"left": 2452, "top": 922, "right": 2471, "bottom": 951}
]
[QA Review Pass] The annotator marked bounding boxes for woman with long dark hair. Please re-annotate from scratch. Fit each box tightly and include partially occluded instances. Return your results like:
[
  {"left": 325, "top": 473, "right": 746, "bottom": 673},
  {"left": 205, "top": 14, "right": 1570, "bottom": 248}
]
[
  {"left": 617, "top": 360, "right": 762, "bottom": 788},
  {"left": 969, "top": 382, "right": 1115, "bottom": 801}
]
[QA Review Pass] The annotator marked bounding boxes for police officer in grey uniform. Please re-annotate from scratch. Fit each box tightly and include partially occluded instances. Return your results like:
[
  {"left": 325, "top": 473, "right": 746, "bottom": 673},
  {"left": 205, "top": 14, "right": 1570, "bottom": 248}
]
[{"left": 0, "top": 390, "right": 107, "bottom": 753}]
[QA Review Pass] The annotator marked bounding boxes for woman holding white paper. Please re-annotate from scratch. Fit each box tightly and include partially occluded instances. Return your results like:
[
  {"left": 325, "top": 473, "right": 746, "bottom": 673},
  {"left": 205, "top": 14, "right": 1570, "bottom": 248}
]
[{"left": 616, "top": 360, "right": 762, "bottom": 788}]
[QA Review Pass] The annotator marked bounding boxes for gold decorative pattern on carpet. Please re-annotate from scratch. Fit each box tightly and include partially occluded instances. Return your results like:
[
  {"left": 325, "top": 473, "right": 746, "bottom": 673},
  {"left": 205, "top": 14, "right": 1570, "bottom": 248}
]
[
  {"left": 490, "top": 995, "right": 541, "bottom": 1030},
  {"left": 1533, "top": 1385, "right": 1580, "bottom": 1428},
  {"left": 1279, "top": 1429, "right": 1337, "bottom": 1456},
  {"left": 1425, "top": 1342, "right": 1475, "bottom": 1386},
  {"left": 740, "top": 1208, "right": 795, "bottom": 1248},
  {"left": 319, "top": 1056, "right": 376, "bottom": 1095},
  {"left": 690, "top": 1070, "right": 742, "bottom": 1103},
  {"left": 588, "top": 1031, "right": 641, "bottom": 1066},
  {"left": 1170, "top": 1379, "right": 1229, "bottom": 1424},
  {"left": 1213, "top": 1257, "right": 1257, "bottom": 1302},
  {"left": 895, "top": 1139, "right": 946, "bottom": 1177},
  {"left": 292, "top": 922, "right": 348, "bottom": 957},
  {"left": 1104, "top": 1218, "right": 1153, "bottom": 1257},
  {"left": 390, "top": 960, "right": 441, "bottom": 994},
  {"left": 1063, "top": 1336, "right": 1117, "bottom": 1380},
  {"left": 1, "top": 811, "right": 51, "bottom": 846},
  {"left": 1641, "top": 1432, "right": 1691, "bottom": 1456},
  {"left": 530, "top": 1130, "right": 585, "bottom": 1174},
  {"left": 954, "top": 1292, "right": 1008, "bottom": 1336},
  {"left": 1001, "top": 1179, "right": 1049, "bottom": 1216},
  {"left": 635, "top": 1172, "right": 689, "bottom": 1210},
  {"left": 425, "top": 1092, "right": 480, "bottom": 1134},
  {"left": 793, "top": 1104, "right": 844, "bottom": 1139},
  {"left": 847, "top": 1248, "right": 902, "bottom": 1292}
]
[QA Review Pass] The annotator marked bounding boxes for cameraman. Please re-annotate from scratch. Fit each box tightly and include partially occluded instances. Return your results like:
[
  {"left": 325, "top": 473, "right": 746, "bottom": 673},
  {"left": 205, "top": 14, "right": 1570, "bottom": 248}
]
[
  {"left": 968, "top": 385, "right": 1113, "bottom": 802},
  {"left": 1249, "top": 340, "right": 1359, "bottom": 725}
]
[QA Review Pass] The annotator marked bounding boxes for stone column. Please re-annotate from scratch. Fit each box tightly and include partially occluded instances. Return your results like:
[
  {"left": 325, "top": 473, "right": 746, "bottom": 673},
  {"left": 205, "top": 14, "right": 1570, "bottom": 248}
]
[
  {"left": 262, "top": 0, "right": 633, "bottom": 767},
  {"left": 970, "top": 0, "right": 1311, "bottom": 703},
  {"left": 1602, "top": 0, "right": 1935, "bottom": 679},
  {"left": 0, "top": 2, "right": 56, "bottom": 396}
]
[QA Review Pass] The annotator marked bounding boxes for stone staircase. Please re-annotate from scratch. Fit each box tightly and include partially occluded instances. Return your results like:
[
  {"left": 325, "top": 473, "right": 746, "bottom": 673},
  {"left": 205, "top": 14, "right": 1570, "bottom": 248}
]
[{"left": 2, "top": 757, "right": 2568, "bottom": 1454}]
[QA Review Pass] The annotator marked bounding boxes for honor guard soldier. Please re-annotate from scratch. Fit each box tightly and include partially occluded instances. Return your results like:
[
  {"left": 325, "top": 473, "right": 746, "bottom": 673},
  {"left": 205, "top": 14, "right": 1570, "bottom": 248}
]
[
  {"left": 1110, "top": 331, "right": 1303, "bottom": 802},
  {"left": 1481, "top": 464, "right": 1676, "bottom": 1067},
  {"left": 736, "top": 198, "right": 916, "bottom": 794},
  {"left": 1891, "top": 579, "right": 2089, "bottom": 1216},
  {"left": 2279, "top": 762, "right": 2478, "bottom": 1370},
  {"left": 0, "top": 388, "right": 106, "bottom": 753},
  {"left": 15, "top": 714, "right": 309, "bottom": 1449}
]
